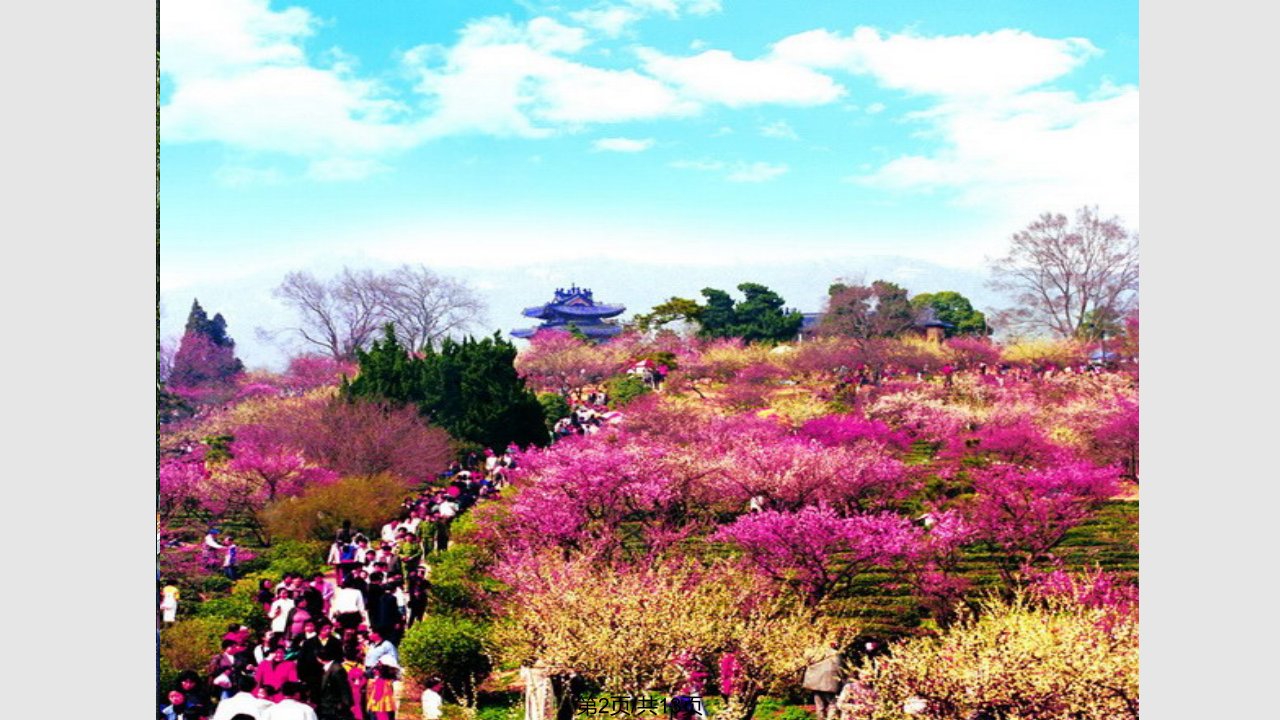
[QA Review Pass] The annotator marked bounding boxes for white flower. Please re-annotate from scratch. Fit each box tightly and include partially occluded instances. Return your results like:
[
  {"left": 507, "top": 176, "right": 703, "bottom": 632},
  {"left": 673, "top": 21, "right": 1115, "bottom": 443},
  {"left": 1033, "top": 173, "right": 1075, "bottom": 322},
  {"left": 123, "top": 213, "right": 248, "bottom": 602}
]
[{"left": 903, "top": 696, "right": 928, "bottom": 715}]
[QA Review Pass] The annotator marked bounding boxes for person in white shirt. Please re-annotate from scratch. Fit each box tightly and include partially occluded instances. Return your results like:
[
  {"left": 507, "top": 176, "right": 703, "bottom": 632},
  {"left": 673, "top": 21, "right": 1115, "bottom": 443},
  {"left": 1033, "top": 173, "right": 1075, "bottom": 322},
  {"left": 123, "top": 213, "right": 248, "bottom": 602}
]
[
  {"left": 329, "top": 577, "right": 368, "bottom": 630},
  {"left": 263, "top": 681, "right": 317, "bottom": 720},
  {"left": 381, "top": 519, "right": 400, "bottom": 545},
  {"left": 421, "top": 677, "right": 445, "bottom": 720},
  {"left": 268, "top": 588, "right": 296, "bottom": 635},
  {"left": 211, "top": 676, "right": 274, "bottom": 720}
]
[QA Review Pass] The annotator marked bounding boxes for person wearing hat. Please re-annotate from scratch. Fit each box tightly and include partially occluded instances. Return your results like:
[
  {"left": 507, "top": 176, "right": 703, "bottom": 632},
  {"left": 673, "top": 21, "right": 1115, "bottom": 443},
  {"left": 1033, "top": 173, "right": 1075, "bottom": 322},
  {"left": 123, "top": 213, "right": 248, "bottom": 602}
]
[
  {"left": 204, "top": 528, "right": 225, "bottom": 571},
  {"left": 365, "top": 657, "right": 401, "bottom": 720}
]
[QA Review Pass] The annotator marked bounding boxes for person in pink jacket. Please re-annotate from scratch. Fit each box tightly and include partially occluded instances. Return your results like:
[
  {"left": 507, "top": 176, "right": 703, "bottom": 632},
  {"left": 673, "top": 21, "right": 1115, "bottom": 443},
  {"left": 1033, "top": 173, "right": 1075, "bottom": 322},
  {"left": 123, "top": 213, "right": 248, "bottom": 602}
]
[{"left": 255, "top": 643, "right": 300, "bottom": 703}]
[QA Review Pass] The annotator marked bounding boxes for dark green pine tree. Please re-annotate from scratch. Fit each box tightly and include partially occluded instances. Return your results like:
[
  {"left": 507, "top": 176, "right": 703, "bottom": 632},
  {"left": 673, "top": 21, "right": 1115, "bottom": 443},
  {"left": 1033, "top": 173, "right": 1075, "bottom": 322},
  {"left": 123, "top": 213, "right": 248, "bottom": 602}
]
[
  {"left": 344, "top": 326, "right": 548, "bottom": 450},
  {"left": 169, "top": 299, "right": 244, "bottom": 387},
  {"left": 697, "top": 283, "right": 803, "bottom": 343}
]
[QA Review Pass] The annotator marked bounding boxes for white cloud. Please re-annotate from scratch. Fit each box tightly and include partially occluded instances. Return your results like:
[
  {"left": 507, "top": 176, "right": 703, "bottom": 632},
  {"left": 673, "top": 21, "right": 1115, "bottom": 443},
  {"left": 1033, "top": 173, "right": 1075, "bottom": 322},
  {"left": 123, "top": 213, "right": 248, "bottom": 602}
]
[
  {"left": 627, "top": 0, "right": 721, "bottom": 17},
  {"left": 306, "top": 157, "right": 391, "bottom": 182},
  {"left": 161, "top": 0, "right": 312, "bottom": 79},
  {"left": 162, "top": 0, "right": 415, "bottom": 158},
  {"left": 567, "top": 0, "right": 721, "bottom": 39},
  {"left": 594, "top": 137, "right": 656, "bottom": 152},
  {"left": 569, "top": 6, "right": 642, "bottom": 38},
  {"left": 408, "top": 16, "right": 698, "bottom": 137},
  {"left": 671, "top": 158, "right": 788, "bottom": 182},
  {"left": 214, "top": 164, "right": 284, "bottom": 188},
  {"left": 771, "top": 27, "right": 1099, "bottom": 98},
  {"left": 639, "top": 48, "right": 845, "bottom": 107},
  {"left": 726, "top": 161, "right": 789, "bottom": 183},
  {"left": 760, "top": 120, "right": 798, "bottom": 140},
  {"left": 164, "top": 66, "right": 416, "bottom": 155},
  {"left": 865, "top": 102, "right": 886, "bottom": 114},
  {"left": 856, "top": 86, "right": 1139, "bottom": 223}
]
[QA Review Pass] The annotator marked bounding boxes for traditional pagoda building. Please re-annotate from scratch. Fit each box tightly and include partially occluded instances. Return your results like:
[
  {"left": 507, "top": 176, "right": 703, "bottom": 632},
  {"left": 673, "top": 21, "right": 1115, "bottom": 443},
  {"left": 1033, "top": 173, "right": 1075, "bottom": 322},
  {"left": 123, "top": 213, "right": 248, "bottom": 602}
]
[
  {"left": 914, "top": 306, "right": 955, "bottom": 344},
  {"left": 511, "top": 286, "right": 626, "bottom": 340}
]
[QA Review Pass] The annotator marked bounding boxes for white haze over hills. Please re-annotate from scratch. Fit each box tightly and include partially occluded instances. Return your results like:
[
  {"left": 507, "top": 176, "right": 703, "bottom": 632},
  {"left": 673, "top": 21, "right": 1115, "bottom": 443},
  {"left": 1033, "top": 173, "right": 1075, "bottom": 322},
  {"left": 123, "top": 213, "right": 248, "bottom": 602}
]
[{"left": 160, "top": 256, "right": 998, "bottom": 373}]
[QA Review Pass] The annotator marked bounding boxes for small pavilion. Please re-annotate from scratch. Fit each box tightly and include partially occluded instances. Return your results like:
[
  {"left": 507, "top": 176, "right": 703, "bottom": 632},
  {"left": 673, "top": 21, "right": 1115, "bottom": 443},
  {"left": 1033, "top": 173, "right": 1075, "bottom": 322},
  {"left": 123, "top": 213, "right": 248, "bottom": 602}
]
[{"left": 511, "top": 286, "right": 626, "bottom": 341}]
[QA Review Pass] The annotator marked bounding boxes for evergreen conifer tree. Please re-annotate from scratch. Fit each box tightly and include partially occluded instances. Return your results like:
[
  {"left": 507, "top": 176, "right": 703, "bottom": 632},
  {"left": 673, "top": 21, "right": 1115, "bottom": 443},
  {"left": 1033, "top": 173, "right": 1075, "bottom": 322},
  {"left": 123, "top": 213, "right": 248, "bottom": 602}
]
[{"left": 170, "top": 299, "right": 244, "bottom": 387}]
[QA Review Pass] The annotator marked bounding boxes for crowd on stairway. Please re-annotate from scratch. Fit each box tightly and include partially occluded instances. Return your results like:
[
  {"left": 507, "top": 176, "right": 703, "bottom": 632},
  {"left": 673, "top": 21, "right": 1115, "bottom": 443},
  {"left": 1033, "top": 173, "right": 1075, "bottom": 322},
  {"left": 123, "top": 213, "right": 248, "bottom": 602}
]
[{"left": 159, "top": 449, "right": 518, "bottom": 720}]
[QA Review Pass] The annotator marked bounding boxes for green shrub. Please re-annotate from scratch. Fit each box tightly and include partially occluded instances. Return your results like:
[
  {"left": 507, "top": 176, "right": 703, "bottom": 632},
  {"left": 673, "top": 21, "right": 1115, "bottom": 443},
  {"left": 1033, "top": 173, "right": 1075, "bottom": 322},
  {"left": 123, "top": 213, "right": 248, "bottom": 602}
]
[
  {"left": 776, "top": 707, "right": 815, "bottom": 720},
  {"left": 400, "top": 614, "right": 493, "bottom": 703},
  {"left": 605, "top": 374, "right": 650, "bottom": 408},
  {"left": 476, "top": 694, "right": 522, "bottom": 720},
  {"left": 262, "top": 540, "right": 328, "bottom": 578},
  {"left": 427, "top": 544, "right": 502, "bottom": 615},
  {"left": 449, "top": 511, "right": 479, "bottom": 545},
  {"left": 193, "top": 593, "right": 266, "bottom": 632},
  {"left": 160, "top": 616, "right": 228, "bottom": 673},
  {"left": 198, "top": 575, "right": 233, "bottom": 594},
  {"left": 754, "top": 698, "right": 783, "bottom": 717},
  {"left": 538, "top": 392, "right": 570, "bottom": 431}
]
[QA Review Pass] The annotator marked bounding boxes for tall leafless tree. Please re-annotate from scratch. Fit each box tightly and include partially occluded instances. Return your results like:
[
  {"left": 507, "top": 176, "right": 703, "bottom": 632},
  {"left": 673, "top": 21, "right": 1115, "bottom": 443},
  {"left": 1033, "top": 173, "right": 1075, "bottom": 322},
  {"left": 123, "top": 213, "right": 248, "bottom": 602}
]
[
  {"left": 273, "top": 265, "right": 487, "bottom": 360},
  {"left": 988, "top": 206, "right": 1138, "bottom": 338},
  {"left": 274, "top": 269, "right": 386, "bottom": 361},
  {"left": 382, "top": 264, "right": 488, "bottom": 351}
]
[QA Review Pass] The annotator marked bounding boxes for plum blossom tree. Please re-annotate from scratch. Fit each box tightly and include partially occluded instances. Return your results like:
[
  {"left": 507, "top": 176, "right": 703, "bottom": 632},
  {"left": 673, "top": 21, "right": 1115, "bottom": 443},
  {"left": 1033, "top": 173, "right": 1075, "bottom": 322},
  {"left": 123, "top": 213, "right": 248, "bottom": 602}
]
[
  {"left": 514, "top": 330, "right": 627, "bottom": 396},
  {"left": 290, "top": 399, "right": 454, "bottom": 481},
  {"left": 703, "top": 415, "right": 915, "bottom": 513},
  {"left": 281, "top": 354, "right": 357, "bottom": 393},
  {"left": 797, "top": 413, "right": 911, "bottom": 452},
  {"left": 500, "top": 431, "right": 679, "bottom": 559},
  {"left": 158, "top": 451, "right": 209, "bottom": 521},
  {"left": 968, "top": 461, "right": 1120, "bottom": 581},
  {"left": 496, "top": 557, "right": 840, "bottom": 720},
  {"left": 712, "top": 506, "right": 922, "bottom": 606},
  {"left": 203, "top": 425, "right": 340, "bottom": 544}
]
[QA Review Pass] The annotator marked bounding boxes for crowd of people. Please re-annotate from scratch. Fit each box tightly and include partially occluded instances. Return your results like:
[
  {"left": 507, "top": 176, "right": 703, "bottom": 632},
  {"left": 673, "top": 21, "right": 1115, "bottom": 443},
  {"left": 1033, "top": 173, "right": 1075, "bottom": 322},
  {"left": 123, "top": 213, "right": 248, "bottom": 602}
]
[{"left": 159, "top": 452, "right": 517, "bottom": 720}]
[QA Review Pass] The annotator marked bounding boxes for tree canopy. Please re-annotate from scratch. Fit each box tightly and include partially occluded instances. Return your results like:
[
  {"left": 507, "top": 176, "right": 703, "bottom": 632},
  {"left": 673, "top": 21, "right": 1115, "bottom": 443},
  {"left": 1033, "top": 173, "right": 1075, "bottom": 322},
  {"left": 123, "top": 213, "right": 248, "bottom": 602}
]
[
  {"left": 695, "top": 283, "right": 804, "bottom": 343},
  {"left": 634, "top": 296, "right": 703, "bottom": 332},
  {"left": 819, "top": 280, "right": 916, "bottom": 339},
  {"left": 274, "top": 265, "right": 487, "bottom": 360},
  {"left": 343, "top": 325, "right": 548, "bottom": 451},
  {"left": 910, "top": 291, "right": 989, "bottom": 336},
  {"left": 988, "top": 207, "right": 1138, "bottom": 338},
  {"left": 169, "top": 299, "right": 244, "bottom": 387}
]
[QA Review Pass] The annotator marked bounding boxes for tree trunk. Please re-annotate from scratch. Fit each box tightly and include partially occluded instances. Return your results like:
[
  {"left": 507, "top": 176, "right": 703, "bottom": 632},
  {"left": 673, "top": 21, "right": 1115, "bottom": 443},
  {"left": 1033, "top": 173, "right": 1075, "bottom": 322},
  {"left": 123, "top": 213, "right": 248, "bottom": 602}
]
[{"left": 718, "top": 693, "right": 760, "bottom": 720}]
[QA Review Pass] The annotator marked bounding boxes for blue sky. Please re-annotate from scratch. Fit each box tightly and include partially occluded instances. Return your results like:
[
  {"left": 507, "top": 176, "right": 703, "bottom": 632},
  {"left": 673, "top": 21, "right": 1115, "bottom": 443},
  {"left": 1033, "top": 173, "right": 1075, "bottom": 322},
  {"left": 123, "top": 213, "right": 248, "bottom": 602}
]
[{"left": 160, "top": 0, "right": 1138, "bottom": 369}]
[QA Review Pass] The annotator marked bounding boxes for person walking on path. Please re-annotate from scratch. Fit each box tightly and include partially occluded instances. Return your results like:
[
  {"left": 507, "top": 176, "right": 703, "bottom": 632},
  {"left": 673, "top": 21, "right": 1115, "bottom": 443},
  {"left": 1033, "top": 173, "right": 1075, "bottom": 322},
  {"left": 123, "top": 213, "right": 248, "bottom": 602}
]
[
  {"left": 316, "top": 646, "right": 356, "bottom": 720},
  {"left": 802, "top": 641, "right": 846, "bottom": 720}
]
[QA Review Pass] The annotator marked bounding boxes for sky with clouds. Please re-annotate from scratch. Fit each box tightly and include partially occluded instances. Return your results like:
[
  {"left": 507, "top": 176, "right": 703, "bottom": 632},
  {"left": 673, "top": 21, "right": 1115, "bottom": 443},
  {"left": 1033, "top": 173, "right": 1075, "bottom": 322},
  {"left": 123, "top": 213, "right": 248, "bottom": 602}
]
[{"left": 160, "top": 0, "right": 1138, "bottom": 369}]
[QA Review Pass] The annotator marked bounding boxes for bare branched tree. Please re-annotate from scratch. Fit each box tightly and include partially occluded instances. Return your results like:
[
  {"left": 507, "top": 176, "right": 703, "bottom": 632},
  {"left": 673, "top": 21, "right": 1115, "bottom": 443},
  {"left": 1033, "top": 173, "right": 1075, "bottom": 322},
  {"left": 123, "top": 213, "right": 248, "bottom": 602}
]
[
  {"left": 274, "top": 270, "right": 382, "bottom": 361},
  {"left": 383, "top": 264, "right": 487, "bottom": 351},
  {"left": 273, "top": 265, "right": 488, "bottom": 360},
  {"left": 988, "top": 206, "right": 1138, "bottom": 338}
]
